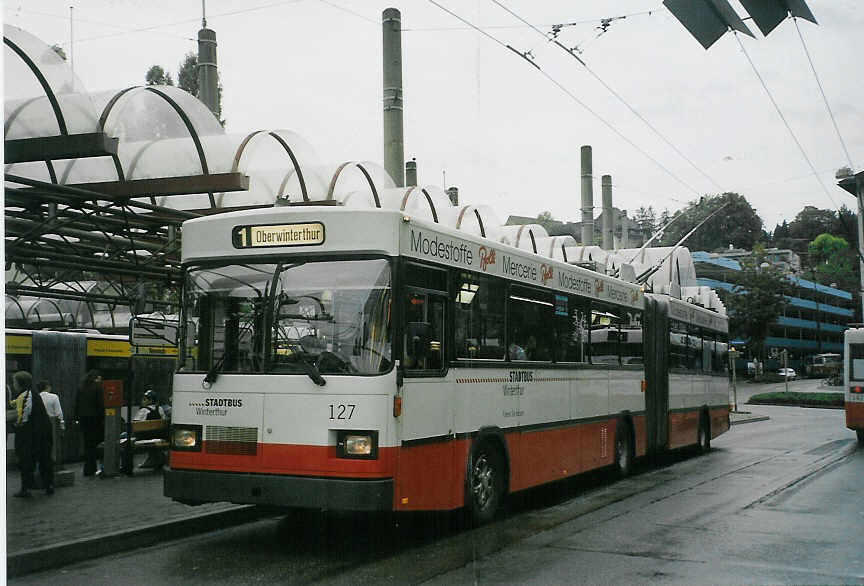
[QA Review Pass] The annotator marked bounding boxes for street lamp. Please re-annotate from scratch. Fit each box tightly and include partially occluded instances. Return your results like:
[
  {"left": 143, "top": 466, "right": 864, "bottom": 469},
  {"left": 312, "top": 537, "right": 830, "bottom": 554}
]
[{"left": 837, "top": 168, "right": 864, "bottom": 321}]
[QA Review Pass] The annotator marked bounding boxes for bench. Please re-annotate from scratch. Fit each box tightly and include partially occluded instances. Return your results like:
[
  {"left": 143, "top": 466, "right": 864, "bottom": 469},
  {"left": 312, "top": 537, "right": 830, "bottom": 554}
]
[{"left": 120, "top": 419, "right": 170, "bottom": 469}]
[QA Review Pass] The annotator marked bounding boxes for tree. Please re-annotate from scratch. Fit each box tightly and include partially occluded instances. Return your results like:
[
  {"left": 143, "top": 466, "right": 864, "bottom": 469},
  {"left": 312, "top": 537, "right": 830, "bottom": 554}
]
[
  {"left": 177, "top": 52, "right": 198, "bottom": 96},
  {"left": 786, "top": 206, "right": 837, "bottom": 252},
  {"left": 724, "top": 252, "right": 792, "bottom": 361},
  {"left": 535, "top": 211, "right": 556, "bottom": 231},
  {"left": 808, "top": 233, "right": 855, "bottom": 291},
  {"left": 659, "top": 192, "right": 762, "bottom": 252},
  {"left": 633, "top": 206, "right": 657, "bottom": 241},
  {"left": 145, "top": 65, "right": 174, "bottom": 86}
]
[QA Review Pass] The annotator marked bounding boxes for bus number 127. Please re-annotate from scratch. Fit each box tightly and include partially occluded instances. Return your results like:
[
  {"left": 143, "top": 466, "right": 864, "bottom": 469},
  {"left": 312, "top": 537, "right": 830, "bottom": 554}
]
[{"left": 329, "top": 404, "right": 356, "bottom": 420}]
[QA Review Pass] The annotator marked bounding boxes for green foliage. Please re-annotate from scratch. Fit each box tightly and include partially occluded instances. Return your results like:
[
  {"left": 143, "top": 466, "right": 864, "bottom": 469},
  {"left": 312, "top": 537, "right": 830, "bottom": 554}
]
[
  {"left": 535, "top": 211, "right": 555, "bottom": 231},
  {"left": 145, "top": 65, "right": 174, "bottom": 86},
  {"left": 784, "top": 206, "right": 837, "bottom": 252},
  {"left": 659, "top": 192, "right": 762, "bottom": 251},
  {"left": 177, "top": 52, "right": 198, "bottom": 96},
  {"left": 747, "top": 391, "right": 844, "bottom": 407},
  {"left": 633, "top": 206, "right": 657, "bottom": 241},
  {"left": 724, "top": 253, "right": 792, "bottom": 360},
  {"left": 808, "top": 233, "right": 855, "bottom": 291}
]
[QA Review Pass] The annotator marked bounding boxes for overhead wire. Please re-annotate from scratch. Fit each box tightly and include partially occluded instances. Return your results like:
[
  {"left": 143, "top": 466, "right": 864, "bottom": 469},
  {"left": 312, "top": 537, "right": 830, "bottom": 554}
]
[
  {"left": 5, "top": 6, "right": 196, "bottom": 43},
  {"left": 733, "top": 31, "right": 840, "bottom": 210},
  {"left": 792, "top": 17, "right": 854, "bottom": 170},
  {"left": 58, "top": 0, "right": 305, "bottom": 45},
  {"left": 489, "top": 0, "right": 723, "bottom": 193},
  {"left": 426, "top": 0, "right": 702, "bottom": 198}
]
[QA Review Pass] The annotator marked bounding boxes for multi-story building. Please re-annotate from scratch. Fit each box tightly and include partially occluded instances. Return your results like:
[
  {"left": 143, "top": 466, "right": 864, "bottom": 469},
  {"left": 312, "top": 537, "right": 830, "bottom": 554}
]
[{"left": 692, "top": 249, "right": 853, "bottom": 372}]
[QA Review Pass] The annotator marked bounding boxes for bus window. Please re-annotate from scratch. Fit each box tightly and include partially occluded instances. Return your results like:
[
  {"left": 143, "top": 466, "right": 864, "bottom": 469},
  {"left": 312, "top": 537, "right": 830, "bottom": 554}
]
[
  {"left": 701, "top": 331, "right": 714, "bottom": 373},
  {"left": 507, "top": 286, "right": 554, "bottom": 362},
  {"left": 850, "top": 344, "right": 864, "bottom": 381},
  {"left": 404, "top": 291, "right": 445, "bottom": 372},
  {"left": 669, "top": 319, "right": 688, "bottom": 370},
  {"left": 555, "top": 294, "right": 588, "bottom": 363},
  {"left": 590, "top": 303, "right": 622, "bottom": 365},
  {"left": 620, "top": 310, "right": 644, "bottom": 365},
  {"left": 454, "top": 272, "right": 505, "bottom": 360},
  {"left": 713, "top": 336, "right": 728, "bottom": 374}
]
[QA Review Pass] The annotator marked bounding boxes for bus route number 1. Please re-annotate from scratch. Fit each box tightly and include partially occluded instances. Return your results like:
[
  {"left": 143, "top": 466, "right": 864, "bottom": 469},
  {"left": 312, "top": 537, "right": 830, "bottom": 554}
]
[{"left": 329, "top": 404, "right": 356, "bottom": 420}]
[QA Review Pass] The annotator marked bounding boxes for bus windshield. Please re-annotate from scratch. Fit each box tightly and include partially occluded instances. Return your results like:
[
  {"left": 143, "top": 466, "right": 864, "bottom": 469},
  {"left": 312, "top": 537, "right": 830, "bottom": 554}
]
[{"left": 181, "top": 258, "right": 392, "bottom": 376}]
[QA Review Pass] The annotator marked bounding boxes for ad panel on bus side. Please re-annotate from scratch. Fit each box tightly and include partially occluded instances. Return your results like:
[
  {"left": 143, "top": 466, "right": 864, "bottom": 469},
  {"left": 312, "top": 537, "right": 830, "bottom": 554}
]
[{"left": 400, "top": 222, "right": 642, "bottom": 308}]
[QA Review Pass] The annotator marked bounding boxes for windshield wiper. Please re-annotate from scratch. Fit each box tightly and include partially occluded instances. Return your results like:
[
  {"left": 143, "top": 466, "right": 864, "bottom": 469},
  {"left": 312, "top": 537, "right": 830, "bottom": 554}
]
[
  {"left": 295, "top": 354, "right": 326, "bottom": 386},
  {"left": 203, "top": 353, "right": 226, "bottom": 387}
]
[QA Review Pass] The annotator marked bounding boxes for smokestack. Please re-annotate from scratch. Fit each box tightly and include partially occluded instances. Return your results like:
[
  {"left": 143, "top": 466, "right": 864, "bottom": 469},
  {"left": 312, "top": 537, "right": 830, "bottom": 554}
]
[
  {"left": 602, "top": 174, "right": 613, "bottom": 250},
  {"left": 382, "top": 8, "right": 405, "bottom": 187},
  {"left": 405, "top": 158, "right": 417, "bottom": 187},
  {"left": 197, "top": 15, "right": 219, "bottom": 119},
  {"left": 446, "top": 187, "right": 459, "bottom": 206},
  {"left": 580, "top": 145, "right": 594, "bottom": 246}
]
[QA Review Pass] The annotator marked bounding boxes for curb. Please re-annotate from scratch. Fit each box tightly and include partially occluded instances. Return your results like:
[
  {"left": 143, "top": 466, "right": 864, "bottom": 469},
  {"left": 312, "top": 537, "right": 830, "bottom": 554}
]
[
  {"left": 7, "top": 505, "right": 262, "bottom": 578},
  {"left": 731, "top": 415, "right": 770, "bottom": 425}
]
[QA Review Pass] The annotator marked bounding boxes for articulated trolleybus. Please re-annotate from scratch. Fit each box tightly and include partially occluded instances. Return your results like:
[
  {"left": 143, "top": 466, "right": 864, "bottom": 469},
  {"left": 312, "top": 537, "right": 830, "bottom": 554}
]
[
  {"left": 843, "top": 327, "right": 864, "bottom": 444},
  {"left": 165, "top": 206, "right": 730, "bottom": 522}
]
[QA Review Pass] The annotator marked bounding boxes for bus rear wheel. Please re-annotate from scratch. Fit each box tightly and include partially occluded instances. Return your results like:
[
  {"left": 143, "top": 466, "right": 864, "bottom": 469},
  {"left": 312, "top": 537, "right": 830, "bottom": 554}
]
[
  {"left": 613, "top": 422, "right": 634, "bottom": 478},
  {"left": 467, "top": 443, "right": 503, "bottom": 526},
  {"left": 697, "top": 412, "right": 711, "bottom": 454}
]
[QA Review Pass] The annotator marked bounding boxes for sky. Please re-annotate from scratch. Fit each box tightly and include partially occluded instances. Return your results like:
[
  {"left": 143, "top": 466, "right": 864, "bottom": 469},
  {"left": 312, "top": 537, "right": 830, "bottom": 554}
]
[{"left": 5, "top": 0, "right": 863, "bottom": 233}]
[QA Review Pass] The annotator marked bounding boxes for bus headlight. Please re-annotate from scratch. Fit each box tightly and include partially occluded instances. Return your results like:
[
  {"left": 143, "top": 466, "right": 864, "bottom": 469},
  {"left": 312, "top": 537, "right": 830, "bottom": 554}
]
[
  {"left": 337, "top": 430, "right": 378, "bottom": 459},
  {"left": 171, "top": 425, "right": 202, "bottom": 452}
]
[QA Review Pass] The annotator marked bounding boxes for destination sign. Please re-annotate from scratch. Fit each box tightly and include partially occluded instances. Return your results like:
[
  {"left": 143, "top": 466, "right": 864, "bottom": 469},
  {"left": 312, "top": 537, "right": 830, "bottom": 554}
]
[{"left": 233, "top": 222, "right": 325, "bottom": 248}]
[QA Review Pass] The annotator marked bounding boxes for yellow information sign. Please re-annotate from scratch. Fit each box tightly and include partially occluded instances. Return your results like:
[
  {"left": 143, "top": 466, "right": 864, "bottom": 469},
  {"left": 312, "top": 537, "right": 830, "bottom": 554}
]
[
  {"left": 87, "top": 339, "right": 131, "bottom": 358},
  {"left": 5, "top": 335, "right": 33, "bottom": 355}
]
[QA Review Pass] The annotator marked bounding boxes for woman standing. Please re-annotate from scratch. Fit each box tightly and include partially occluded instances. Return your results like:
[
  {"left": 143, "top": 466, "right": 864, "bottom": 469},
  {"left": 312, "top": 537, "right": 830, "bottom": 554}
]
[
  {"left": 11, "top": 371, "right": 54, "bottom": 496},
  {"left": 75, "top": 370, "right": 104, "bottom": 477}
]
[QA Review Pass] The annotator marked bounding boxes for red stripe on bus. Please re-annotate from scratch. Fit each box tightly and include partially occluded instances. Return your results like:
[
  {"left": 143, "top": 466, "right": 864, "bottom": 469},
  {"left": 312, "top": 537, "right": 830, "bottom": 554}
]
[{"left": 847, "top": 401, "right": 864, "bottom": 430}]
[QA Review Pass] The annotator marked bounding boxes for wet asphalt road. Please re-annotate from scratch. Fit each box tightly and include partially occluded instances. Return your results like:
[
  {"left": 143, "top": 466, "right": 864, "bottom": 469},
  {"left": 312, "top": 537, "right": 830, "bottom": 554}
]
[{"left": 12, "top": 405, "right": 861, "bottom": 585}]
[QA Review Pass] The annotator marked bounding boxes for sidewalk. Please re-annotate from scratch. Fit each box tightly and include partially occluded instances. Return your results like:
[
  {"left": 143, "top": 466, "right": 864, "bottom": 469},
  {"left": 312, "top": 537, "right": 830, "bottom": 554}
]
[{"left": 6, "top": 455, "right": 259, "bottom": 578}]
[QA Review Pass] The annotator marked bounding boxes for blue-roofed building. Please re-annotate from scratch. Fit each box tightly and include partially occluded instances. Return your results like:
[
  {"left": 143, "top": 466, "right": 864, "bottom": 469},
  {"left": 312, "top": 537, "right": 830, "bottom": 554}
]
[{"left": 692, "top": 248, "right": 853, "bottom": 373}]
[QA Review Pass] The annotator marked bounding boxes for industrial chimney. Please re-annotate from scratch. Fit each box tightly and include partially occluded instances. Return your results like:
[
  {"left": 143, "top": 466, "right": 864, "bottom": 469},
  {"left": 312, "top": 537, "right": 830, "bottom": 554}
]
[
  {"left": 581, "top": 146, "right": 594, "bottom": 246},
  {"left": 602, "top": 174, "right": 613, "bottom": 250},
  {"left": 197, "top": 8, "right": 219, "bottom": 119},
  {"left": 405, "top": 158, "right": 417, "bottom": 187},
  {"left": 383, "top": 8, "right": 405, "bottom": 187}
]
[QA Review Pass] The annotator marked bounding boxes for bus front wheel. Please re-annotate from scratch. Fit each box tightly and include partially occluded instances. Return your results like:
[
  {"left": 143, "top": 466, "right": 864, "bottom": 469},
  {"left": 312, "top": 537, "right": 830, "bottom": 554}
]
[{"left": 467, "top": 443, "right": 503, "bottom": 526}]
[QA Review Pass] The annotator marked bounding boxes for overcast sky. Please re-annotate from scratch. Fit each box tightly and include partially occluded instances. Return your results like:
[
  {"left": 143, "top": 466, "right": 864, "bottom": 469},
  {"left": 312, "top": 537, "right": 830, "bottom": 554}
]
[{"left": 7, "top": 0, "right": 863, "bottom": 233}]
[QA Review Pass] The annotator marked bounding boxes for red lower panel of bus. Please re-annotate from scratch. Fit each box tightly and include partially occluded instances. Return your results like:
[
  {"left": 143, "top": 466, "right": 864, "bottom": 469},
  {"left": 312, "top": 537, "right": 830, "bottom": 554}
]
[
  {"left": 847, "top": 401, "right": 864, "bottom": 430},
  {"left": 395, "top": 418, "right": 621, "bottom": 511},
  {"left": 710, "top": 406, "right": 731, "bottom": 439},
  {"left": 668, "top": 407, "right": 729, "bottom": 449}
]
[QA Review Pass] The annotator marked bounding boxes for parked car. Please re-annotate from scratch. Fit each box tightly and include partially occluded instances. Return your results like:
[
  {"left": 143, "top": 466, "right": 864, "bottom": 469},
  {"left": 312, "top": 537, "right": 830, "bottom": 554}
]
[{"left": 778, "top": 367, "right": 797, "bottom": 380}]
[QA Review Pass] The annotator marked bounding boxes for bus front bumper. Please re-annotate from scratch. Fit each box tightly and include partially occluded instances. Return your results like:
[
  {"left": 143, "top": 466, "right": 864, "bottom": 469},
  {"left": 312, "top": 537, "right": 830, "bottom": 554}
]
[{"left": 164, "top": 468, "right": 394, "bottom": 511}]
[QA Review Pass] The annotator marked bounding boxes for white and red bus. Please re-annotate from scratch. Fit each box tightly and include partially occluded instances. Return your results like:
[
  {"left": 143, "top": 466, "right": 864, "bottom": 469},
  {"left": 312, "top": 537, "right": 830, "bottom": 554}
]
[
  {"left": 164, "top": 206, "right": 730, "bottom": 522},
  {"left": 843, "top": 327, "right": 864, "bottom": 445}
]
